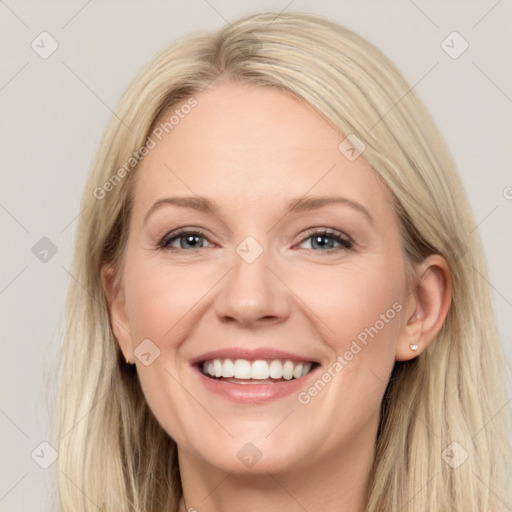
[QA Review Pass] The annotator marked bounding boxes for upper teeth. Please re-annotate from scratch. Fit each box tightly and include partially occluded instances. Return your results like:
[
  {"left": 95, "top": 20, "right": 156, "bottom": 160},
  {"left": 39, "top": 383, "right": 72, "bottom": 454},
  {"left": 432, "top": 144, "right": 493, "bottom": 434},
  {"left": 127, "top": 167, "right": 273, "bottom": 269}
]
[{"left": 202, "top": 359, "right": 313, "bottom": 380}]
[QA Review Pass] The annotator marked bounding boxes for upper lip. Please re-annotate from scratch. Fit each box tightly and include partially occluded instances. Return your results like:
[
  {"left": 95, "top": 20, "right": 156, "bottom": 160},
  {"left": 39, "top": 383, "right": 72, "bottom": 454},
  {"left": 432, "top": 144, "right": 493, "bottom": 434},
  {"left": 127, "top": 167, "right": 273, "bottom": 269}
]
[{"left": 189, "top": 347, "right": 320, "bottom": 365}]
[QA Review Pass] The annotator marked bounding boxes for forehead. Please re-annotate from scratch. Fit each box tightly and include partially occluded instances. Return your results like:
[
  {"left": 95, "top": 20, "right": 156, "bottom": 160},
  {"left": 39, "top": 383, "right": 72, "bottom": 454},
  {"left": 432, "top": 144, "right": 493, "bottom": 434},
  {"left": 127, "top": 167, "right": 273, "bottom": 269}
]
[{"left": 131, "top": 81, "right": 395, "bottom": 223}]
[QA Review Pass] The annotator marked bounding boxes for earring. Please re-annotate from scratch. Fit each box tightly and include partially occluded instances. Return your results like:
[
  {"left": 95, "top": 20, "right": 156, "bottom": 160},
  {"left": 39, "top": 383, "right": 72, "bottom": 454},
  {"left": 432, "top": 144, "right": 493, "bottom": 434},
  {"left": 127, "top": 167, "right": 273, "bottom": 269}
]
[{"left": 409, "top": 344, "right": 419, "bottom": 351}]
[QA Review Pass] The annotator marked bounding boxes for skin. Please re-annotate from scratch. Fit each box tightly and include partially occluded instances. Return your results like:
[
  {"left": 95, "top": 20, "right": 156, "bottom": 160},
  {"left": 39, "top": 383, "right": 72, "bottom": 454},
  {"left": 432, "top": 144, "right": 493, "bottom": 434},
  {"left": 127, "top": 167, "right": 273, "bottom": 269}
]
[{"left": 102, "top": 80, "right": 451, "bottom": 512}]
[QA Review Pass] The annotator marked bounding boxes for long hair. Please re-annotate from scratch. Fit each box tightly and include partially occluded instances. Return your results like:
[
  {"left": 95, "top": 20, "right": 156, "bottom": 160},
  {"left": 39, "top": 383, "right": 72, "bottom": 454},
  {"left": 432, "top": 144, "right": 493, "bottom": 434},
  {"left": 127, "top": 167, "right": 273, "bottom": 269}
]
[{"left": 50, "top": 10, "right": 511, "bottom": 511}]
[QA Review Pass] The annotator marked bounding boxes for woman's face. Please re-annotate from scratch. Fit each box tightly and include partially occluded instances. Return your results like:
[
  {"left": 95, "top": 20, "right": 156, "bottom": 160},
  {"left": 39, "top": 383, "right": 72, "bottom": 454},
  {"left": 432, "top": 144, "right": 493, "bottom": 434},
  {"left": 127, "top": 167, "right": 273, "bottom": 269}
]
[{"left": 110, "top": 81, "right": 413, "bottom": 474}]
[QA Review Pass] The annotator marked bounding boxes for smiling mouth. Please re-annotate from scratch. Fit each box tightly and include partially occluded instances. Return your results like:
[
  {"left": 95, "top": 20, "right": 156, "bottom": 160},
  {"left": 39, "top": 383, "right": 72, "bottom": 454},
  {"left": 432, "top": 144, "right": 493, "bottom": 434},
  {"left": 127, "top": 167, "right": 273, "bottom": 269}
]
[{"left": 198, "top": 358, "right": 318, "bottom": 383}]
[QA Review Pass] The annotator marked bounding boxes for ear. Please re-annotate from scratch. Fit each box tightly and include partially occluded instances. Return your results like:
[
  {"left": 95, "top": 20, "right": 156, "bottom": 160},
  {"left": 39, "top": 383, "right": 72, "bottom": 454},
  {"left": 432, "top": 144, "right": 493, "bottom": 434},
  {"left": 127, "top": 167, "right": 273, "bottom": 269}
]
[
  {"left": 101, "top": 264, "right": 134, "bottom": 364},
  {"left": 395, "top": 254, "right": 452, "bottom": 361}
]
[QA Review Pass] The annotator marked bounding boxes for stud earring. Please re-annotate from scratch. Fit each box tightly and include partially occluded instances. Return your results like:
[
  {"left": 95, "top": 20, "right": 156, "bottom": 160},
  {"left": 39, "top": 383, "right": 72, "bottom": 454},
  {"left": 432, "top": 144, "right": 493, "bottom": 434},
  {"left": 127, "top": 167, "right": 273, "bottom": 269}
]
[{"left": 409, "top": 344, "right": 419, "bottom": 351}]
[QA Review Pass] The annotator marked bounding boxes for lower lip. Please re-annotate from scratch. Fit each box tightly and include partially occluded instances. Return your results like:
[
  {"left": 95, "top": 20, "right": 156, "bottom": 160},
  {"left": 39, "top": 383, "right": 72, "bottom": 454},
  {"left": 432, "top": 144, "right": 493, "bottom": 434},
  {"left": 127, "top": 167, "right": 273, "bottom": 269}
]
[{"left": 194, "top": 366, "right": 318, "bottom": 404}]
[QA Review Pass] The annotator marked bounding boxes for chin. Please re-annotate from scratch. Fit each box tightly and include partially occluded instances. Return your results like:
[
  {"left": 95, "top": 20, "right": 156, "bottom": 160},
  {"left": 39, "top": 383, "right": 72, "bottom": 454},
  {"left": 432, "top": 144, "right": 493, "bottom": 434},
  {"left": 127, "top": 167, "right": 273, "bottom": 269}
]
[{"left": 186, "top": 434, "right": 313, "bottom": 475}]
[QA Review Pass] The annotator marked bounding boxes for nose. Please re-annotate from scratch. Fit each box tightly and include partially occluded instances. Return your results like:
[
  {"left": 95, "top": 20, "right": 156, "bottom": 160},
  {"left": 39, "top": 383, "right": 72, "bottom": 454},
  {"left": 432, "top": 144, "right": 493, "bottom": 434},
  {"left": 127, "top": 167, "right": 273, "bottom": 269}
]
[{"left": 214, "top": 243, "right": 291, "bottom": 328}]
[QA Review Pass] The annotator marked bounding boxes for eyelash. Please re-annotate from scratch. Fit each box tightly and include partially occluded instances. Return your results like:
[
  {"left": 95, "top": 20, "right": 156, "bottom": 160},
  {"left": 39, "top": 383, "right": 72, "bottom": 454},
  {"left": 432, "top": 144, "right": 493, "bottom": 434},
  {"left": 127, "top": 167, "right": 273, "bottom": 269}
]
[{"left": 158, "top": 227, "right": 354, "bottom": 253}]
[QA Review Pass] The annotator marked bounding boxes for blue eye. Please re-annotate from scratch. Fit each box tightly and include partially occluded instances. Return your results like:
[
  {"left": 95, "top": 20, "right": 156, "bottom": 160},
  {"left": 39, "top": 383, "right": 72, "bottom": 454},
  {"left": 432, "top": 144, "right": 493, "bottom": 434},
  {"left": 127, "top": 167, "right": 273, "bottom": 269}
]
[
  {"left": 298, "top": 230, "right": 353, "bottom": 251},
  {"left": 159, "top": 230, "right": 211, "bottom": 250},
  {"left": 158, "top": 228, "right": 353, "bottom": 252}
]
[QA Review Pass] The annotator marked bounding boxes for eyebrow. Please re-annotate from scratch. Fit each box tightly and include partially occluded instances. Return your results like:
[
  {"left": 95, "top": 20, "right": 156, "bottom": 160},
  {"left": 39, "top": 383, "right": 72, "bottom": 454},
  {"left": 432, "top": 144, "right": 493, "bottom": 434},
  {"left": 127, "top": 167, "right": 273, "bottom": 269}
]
[{"left": 143, "top": 195, "right": 374, "bottom": 226}]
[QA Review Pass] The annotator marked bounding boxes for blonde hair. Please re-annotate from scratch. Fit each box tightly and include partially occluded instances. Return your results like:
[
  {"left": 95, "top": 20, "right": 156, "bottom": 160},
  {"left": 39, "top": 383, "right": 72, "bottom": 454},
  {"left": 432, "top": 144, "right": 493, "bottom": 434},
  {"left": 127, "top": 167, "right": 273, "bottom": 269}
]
[{"left": 50, "top": 10, "right": 511, "bottom": 511}]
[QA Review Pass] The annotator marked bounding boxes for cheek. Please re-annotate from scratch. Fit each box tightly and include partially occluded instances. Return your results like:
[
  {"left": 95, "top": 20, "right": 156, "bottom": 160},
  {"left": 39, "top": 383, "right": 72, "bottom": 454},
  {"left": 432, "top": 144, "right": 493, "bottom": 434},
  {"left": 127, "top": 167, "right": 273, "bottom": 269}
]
[
  {"left": 290, "top": 260, "right": 405, "bottom": 431},
  {"left": 293, "top": 257, "right": 405, "bottom": 369},
  {"left": 121, "top": 257, "right": 208, "bottom": 439},
  {"left": 124, "top": 248, "right": 406, "bottom": 364},
  {"left": 123, "top": 255, "right": 215, "bottom": 341}
]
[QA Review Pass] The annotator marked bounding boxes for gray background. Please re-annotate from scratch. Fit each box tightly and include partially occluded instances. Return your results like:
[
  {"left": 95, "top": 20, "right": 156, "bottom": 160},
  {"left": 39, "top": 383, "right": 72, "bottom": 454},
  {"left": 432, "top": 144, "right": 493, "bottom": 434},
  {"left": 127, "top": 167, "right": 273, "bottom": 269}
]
[{"left": 1, "top": 0, "right": 511, "bottom": 510}]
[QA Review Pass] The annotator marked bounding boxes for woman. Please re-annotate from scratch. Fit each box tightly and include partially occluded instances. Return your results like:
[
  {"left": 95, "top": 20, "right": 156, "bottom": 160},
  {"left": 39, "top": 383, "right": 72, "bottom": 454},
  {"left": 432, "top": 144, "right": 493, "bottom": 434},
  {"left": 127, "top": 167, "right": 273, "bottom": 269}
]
[{"left": 52, "top": 10, "right": 511, "bottom": 511}]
